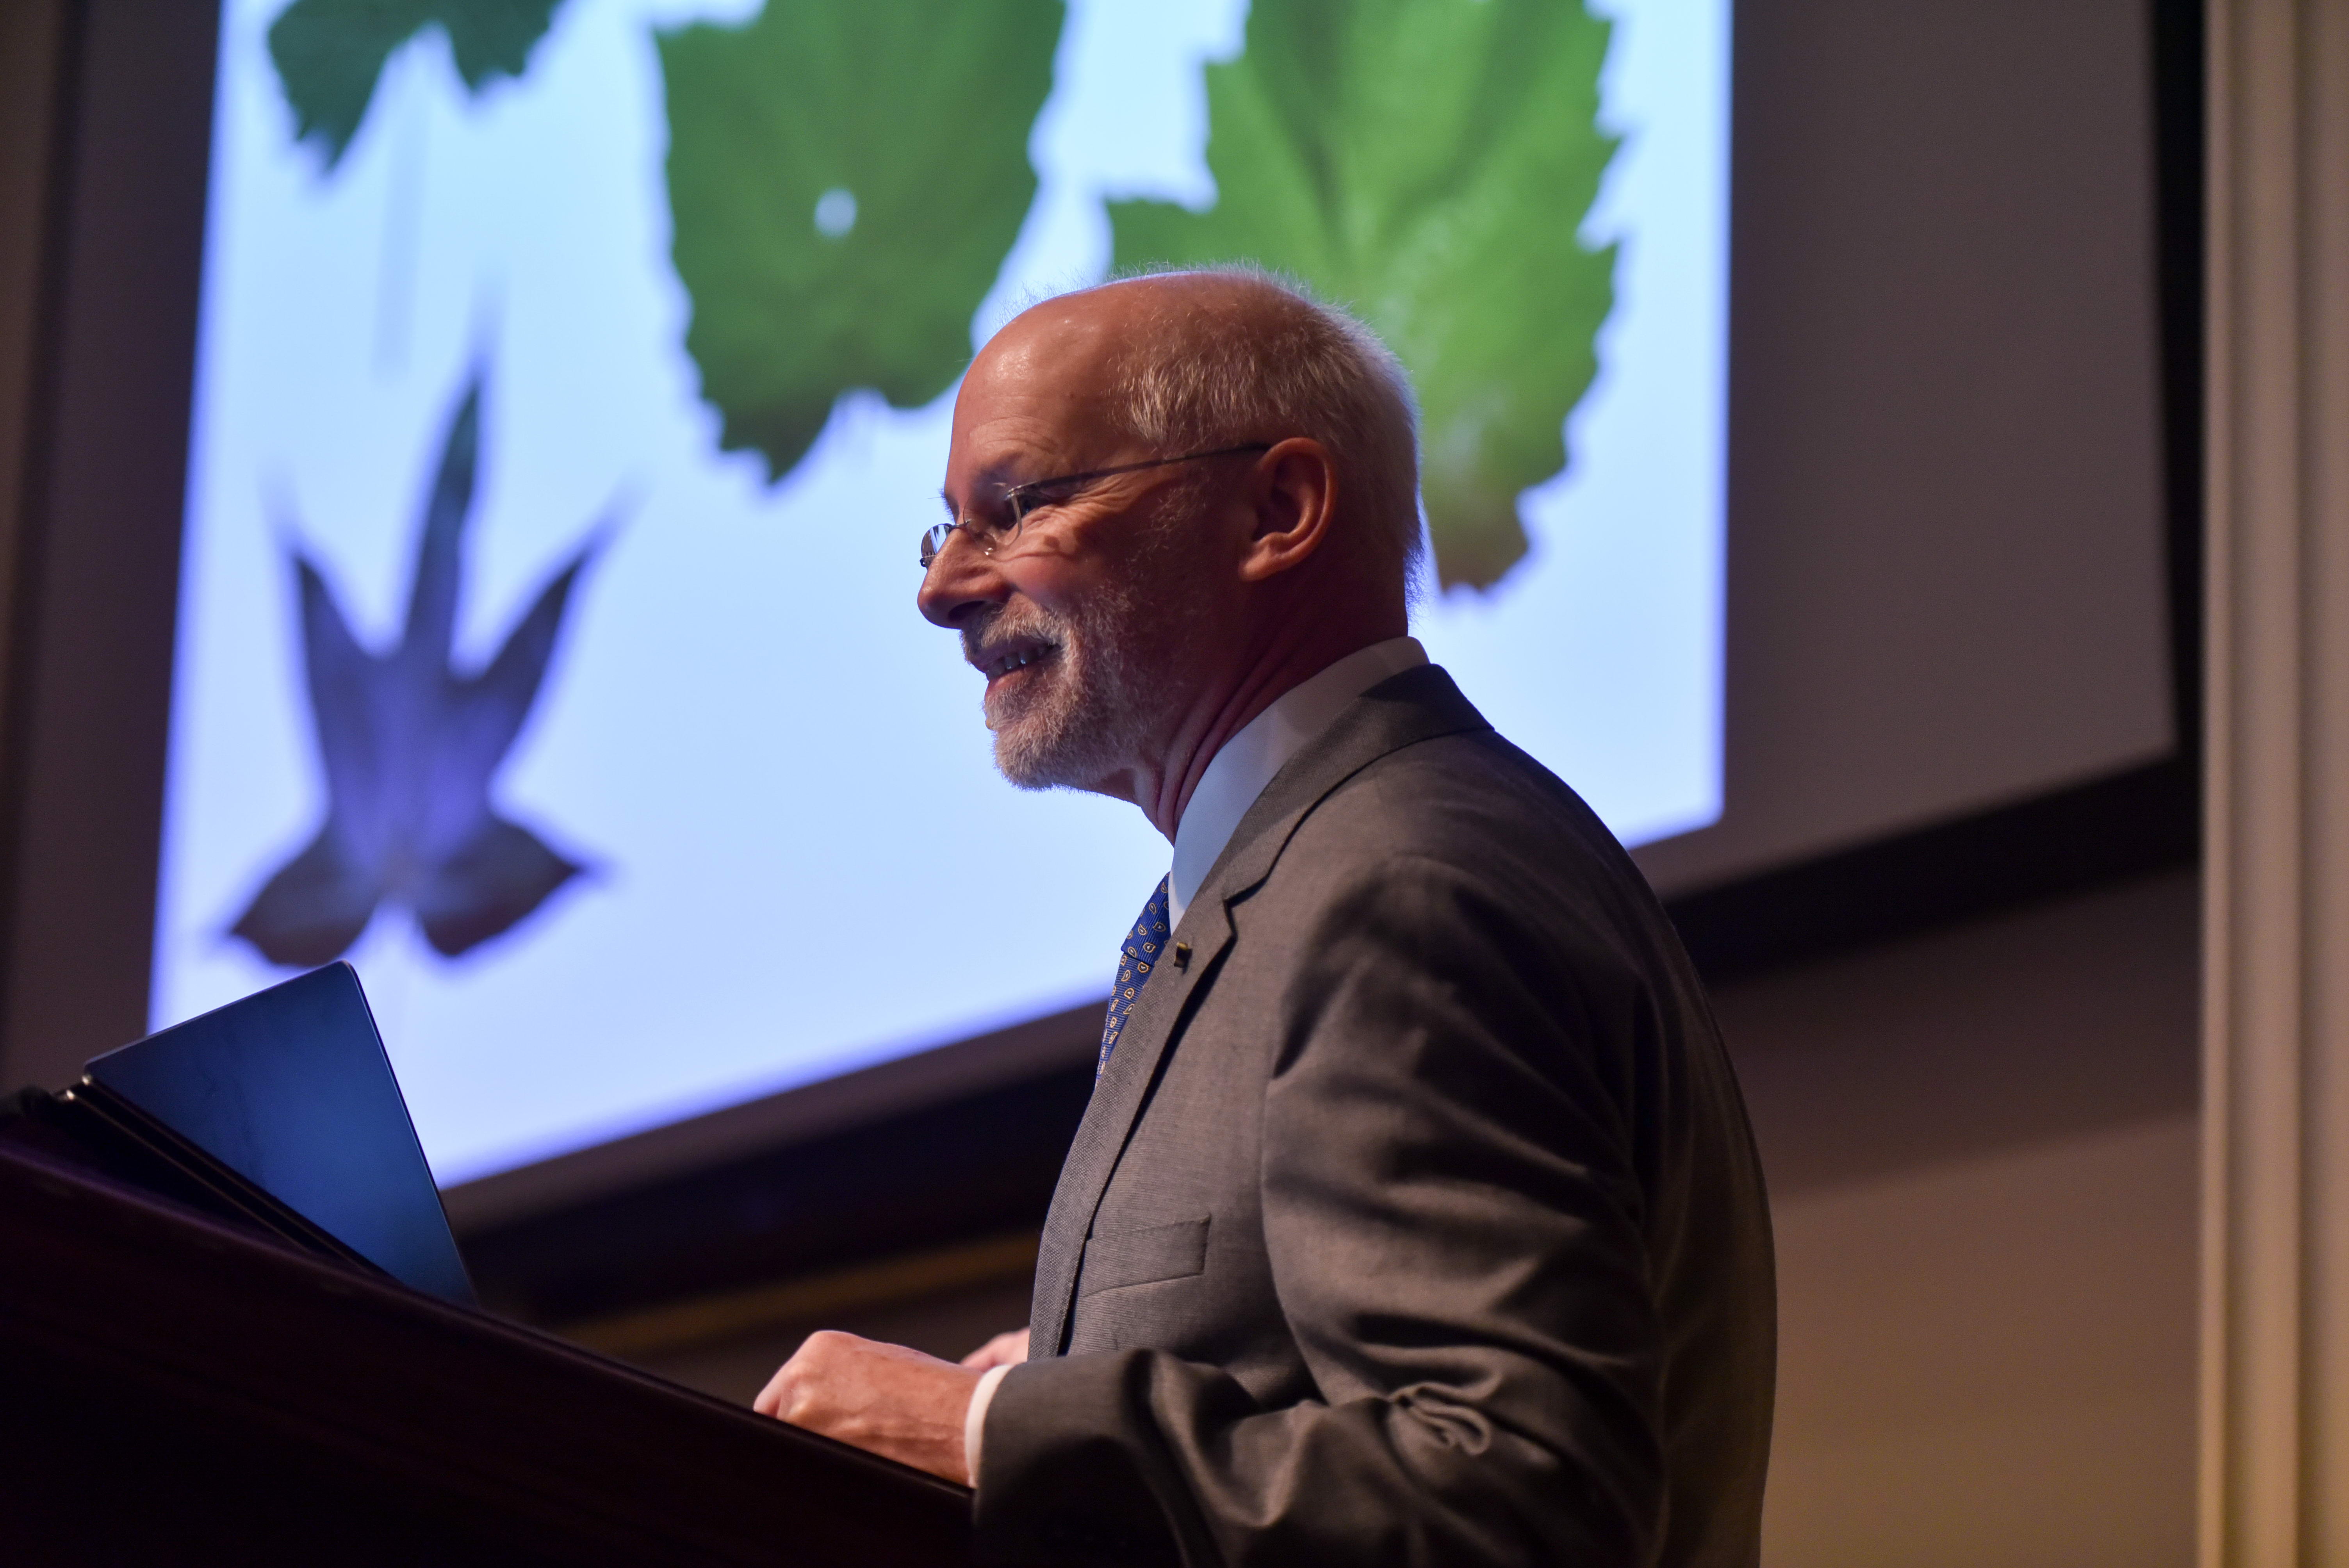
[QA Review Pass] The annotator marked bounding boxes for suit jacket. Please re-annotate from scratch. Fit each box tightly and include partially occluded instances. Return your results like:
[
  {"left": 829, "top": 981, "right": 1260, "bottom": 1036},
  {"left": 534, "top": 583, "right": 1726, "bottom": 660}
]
[{"left": 976, "top": 665, "right": 1775, "bottom": 1568}]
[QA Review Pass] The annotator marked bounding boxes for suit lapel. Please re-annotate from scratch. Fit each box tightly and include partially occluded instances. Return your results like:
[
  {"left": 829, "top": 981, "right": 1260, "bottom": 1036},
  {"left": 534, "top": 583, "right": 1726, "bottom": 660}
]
[
  {"left": 1028, "top": 897, "right": 1233, "bottom": 1354},
  {"left": 1029, "top": 666, "right": 1492, "bottom": 1354}
]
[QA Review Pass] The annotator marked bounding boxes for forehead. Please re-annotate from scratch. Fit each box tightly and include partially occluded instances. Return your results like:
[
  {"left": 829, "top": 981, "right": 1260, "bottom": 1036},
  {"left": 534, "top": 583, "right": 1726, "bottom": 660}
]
[{"left": 947, "top": 303, "right": 1135, "bottom": 487}]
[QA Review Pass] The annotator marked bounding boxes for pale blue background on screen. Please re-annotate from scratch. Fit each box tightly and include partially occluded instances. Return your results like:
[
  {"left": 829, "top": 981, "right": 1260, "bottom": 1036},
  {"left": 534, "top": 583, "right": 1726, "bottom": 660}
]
[{"left": 154, "top": 0, "right": 1727, "bottom": 1184}]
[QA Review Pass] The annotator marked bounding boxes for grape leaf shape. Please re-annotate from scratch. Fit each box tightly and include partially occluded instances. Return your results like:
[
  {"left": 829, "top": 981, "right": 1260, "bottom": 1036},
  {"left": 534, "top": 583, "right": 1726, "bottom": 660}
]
[
  {"left": 268, "top": 0, "right": 566, "bottom": 170},
  {"left": 1109, "top": 0, "right": 1618, "bottom": 590},
  {"left": 658, "top": 0, "right": 1060, "bottom": 481}
]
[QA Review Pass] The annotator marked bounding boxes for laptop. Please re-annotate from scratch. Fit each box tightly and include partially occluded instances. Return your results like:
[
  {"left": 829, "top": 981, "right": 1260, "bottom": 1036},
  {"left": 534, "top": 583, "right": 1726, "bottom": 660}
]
[{"left": 44, "top": 962, "right": 474, "bottom": 1305}]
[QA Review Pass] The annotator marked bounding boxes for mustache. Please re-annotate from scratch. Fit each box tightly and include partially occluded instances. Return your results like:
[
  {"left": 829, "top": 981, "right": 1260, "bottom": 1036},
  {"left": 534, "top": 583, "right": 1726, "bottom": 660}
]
[{"left": 961, "top": 604, "right": 1069, "bottom": 668}]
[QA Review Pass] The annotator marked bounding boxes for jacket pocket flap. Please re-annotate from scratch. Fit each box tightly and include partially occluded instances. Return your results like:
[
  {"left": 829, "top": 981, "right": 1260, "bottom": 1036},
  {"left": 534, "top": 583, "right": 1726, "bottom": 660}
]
[{"left": 1078, "top": 1217, "right": 1210, "bottom": 1295}]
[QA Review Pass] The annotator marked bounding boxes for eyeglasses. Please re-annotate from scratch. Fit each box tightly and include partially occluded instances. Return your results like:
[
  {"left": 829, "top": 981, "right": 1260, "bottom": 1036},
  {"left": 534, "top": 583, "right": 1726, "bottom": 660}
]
[{"left": 920, "top": 443, "right": 1272, "bottom": 569}]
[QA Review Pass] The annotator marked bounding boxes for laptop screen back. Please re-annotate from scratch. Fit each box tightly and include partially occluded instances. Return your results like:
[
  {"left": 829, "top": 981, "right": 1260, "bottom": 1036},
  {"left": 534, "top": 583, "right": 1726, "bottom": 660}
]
[{"left": 84, "top": 963, "right": 474, "bottom": 1303}]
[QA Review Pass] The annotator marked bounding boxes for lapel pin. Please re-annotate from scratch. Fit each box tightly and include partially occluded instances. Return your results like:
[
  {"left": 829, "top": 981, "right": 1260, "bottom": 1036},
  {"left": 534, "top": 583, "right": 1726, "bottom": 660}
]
[{"left": 1173, "top": 942, "right": 1192, "bottom": 970}]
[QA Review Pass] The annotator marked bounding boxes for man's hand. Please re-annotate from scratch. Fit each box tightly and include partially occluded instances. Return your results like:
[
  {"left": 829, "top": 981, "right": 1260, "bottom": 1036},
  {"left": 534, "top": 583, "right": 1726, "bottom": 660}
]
[
  {"left": 960, "top": 1327, "right": 1030, "bottom": 1371},
  {"left": 754, "top": 1330, "right": 982, "bottom": 1485}
]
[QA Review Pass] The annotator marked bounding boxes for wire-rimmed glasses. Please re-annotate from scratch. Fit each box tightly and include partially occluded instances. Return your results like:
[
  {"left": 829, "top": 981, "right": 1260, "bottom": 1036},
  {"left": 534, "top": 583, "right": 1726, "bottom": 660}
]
[{"left": 920, "top": 443, "right": 1272, "bottom": 569}]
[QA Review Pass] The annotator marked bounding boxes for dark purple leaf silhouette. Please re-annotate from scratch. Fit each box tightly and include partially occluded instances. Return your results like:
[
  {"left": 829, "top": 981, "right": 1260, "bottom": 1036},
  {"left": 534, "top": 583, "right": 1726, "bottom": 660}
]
[{"left": 234, "top": 368, "right": 601, "bottom": 966}]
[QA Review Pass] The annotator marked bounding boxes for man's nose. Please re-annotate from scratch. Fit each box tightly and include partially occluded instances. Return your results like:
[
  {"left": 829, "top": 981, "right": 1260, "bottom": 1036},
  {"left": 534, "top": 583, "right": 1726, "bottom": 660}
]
[{"left": 916, "top": 532, "right": 1008, "bottom": 629}]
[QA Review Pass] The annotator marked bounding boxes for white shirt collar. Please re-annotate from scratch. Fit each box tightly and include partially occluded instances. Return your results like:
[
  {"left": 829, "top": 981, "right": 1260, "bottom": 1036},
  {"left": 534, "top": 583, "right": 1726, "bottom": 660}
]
[{"left": 1167, "top": 636, "right": 1428, "bottom": 930}]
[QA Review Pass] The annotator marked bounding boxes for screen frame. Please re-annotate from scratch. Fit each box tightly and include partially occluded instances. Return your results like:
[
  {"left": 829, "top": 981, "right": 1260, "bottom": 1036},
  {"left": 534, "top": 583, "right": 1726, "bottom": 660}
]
[{"left": 0, "top": 0, "right": 2203, "bottom": 1313}]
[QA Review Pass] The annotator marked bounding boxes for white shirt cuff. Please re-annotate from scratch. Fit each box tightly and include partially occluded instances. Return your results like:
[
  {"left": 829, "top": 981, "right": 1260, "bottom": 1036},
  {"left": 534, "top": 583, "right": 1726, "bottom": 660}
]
[{"left": 963, "top": 1362, "right": 1013, "bottom": 1483}]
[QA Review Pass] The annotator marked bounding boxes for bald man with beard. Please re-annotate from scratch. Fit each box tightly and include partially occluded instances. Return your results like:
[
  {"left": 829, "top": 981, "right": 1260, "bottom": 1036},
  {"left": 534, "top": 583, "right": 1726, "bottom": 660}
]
[{"left": 756, "top": 269, "right": 1775, "bottom": 1568}]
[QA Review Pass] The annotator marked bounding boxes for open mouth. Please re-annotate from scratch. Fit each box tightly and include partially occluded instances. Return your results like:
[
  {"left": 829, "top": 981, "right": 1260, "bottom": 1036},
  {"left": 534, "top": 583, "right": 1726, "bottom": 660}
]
[{"left": 979, "top": 640, "right": 1058, "bottom": 684}]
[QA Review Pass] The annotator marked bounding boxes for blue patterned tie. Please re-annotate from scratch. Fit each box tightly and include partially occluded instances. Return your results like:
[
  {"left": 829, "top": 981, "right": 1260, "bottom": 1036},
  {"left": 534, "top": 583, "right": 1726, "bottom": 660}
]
[{"left": 1100, "top": 876, "right": 1172, "bottom": 1079}]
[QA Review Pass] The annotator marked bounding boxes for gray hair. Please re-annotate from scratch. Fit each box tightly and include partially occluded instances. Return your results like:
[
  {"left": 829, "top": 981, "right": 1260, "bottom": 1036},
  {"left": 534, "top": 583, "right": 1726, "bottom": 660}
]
[{"left": 1100, "top": 264, "right": 1426, "bottom": 592}]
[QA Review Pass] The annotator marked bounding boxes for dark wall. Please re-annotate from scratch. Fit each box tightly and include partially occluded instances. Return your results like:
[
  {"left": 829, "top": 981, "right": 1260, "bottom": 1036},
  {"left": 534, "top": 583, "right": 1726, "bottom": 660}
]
[
  {"left": 0, "top": 0, "right": 216, "bottom": 1094},
  {"left": 0, "top": 1, "right": 74, "bottom": 687},
  {"left": 1638, "top": 0, "right": 2182, "bottom": 900}
]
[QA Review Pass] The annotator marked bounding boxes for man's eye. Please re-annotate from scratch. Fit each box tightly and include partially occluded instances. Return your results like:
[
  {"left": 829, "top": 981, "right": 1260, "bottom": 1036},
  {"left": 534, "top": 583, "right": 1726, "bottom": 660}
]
[{"left": 1012, "top": 483, "right": 1078, "bottom": 519}]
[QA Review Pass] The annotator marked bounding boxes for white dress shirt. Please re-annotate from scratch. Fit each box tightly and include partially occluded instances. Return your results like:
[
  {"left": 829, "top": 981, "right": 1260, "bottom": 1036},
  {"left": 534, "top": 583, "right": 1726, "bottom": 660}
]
[
  {"left": 1168, "top": 636, "right": 1429, "bottom": 928},
  {"left": 962, "top": 634, "right": 1429, "bottom": 1478}
]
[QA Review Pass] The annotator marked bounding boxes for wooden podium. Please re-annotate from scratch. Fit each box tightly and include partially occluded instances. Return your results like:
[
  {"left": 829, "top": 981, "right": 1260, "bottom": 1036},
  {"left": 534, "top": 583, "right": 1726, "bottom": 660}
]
[{"left": 0, "top": 1140, "right": 973, "bottom": 1565}]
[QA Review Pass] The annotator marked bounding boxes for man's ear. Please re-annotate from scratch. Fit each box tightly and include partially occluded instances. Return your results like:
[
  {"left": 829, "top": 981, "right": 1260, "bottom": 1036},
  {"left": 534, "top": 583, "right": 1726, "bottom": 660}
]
[{"left": 1238, "top": 437, "right": 1338, "bottom": 583}]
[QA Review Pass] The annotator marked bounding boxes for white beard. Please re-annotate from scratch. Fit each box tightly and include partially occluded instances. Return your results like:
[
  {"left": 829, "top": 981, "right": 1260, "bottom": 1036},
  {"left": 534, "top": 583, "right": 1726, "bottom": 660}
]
[
  {"left": 971, "top": 586, "right": 1160, "bottom": 792},
  {"left": 965, "top": 483, "right": 1224, "bottom": 793}
]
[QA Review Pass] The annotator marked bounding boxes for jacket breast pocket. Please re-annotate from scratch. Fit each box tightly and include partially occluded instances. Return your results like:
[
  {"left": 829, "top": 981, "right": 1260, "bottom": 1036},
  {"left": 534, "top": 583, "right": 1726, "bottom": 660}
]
[{"left": 1077, "top": 1217, "right": 1210, "bottom": 1296}]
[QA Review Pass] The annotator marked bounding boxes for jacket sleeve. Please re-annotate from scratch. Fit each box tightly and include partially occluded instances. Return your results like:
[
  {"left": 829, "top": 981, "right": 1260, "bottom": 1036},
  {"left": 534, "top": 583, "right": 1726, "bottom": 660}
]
[{"left": 973, "top": 855, "right": 1675, "bottom": 1568}]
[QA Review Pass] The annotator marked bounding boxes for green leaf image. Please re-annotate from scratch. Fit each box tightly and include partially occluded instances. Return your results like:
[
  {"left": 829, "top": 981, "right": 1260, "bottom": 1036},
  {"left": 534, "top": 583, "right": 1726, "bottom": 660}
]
[
  {"left": 1109, "top": 0, "right": 1618, "bottom": 590},
  {"left": 267, "top": 0, "right": 566, "bottom": 170},
  {"left": 659, "top": 0, "right": 1061, "bottom": 481}
]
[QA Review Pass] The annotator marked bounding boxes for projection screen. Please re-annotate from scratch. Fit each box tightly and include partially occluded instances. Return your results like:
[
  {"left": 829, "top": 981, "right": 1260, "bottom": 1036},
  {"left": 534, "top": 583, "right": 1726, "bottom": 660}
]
[{"left": 153, "top": 0, "right": 1731, "bottom": 1185}]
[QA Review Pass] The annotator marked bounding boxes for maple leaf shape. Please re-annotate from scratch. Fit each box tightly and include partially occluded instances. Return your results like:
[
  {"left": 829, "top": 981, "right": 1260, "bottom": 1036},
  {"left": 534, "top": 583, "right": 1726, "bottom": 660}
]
[
  {"left": 1108, "top": 0, "right": 1619, "bottom": 590},
  {"left": 233, "top": 368, "right": 601, "bottom": 966}
]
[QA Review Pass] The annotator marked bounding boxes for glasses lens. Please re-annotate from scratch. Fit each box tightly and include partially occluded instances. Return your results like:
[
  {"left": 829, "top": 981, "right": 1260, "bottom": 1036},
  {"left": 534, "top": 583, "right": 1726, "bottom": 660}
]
[{"left": 920, "top": 511, "right": 1027, "bottom": 569}]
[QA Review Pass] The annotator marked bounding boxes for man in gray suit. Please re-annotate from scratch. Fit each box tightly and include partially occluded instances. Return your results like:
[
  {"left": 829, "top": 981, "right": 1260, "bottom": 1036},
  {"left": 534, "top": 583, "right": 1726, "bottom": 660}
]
[{"left": 756, "top": 268, "right": 1775, "bottom": 1566}]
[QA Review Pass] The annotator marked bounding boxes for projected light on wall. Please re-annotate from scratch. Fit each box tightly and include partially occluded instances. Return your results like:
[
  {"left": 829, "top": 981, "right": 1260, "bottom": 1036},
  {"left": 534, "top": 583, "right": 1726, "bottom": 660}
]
[{"left": 155, "top": 0, "right": 1727, "bottom": 1185}]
